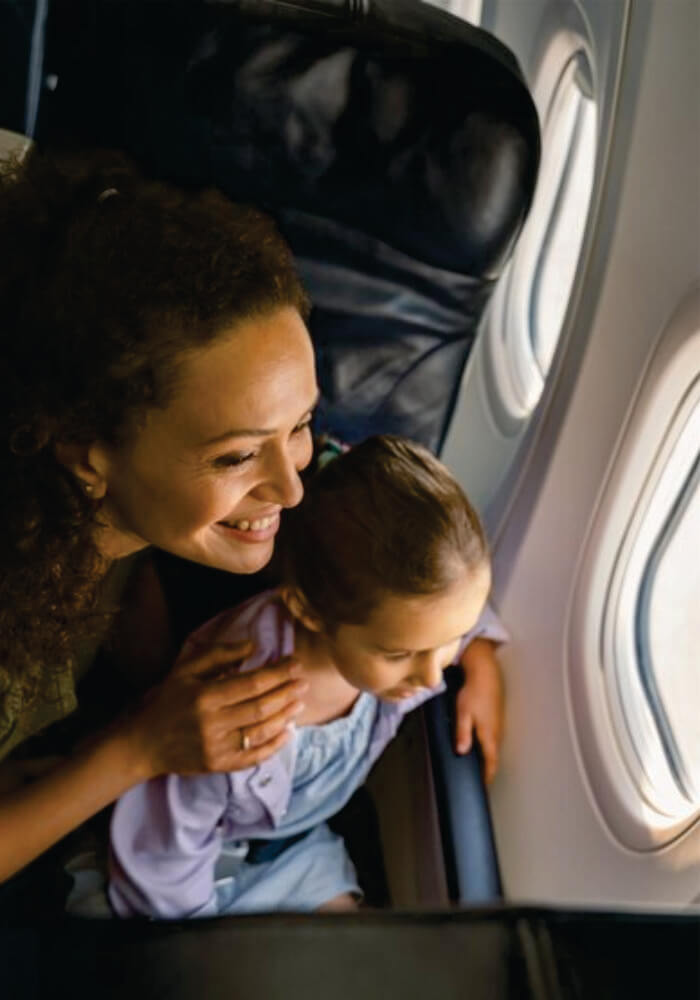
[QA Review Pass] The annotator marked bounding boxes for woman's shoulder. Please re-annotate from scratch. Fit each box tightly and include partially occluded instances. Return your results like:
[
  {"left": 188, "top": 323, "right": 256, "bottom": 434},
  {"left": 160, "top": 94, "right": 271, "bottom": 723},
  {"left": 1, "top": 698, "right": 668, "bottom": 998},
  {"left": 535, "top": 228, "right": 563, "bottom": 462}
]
[
  {"left": 0, "top": 551, "right": 148, "bottom": 763},
  {"left": 0, "top": 660, "right": 77, "bottom": 763}
]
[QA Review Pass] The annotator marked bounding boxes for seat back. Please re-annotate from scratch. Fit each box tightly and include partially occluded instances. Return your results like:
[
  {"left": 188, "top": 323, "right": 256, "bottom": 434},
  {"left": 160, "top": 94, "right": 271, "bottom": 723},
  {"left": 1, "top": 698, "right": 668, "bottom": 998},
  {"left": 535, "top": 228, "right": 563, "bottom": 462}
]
[{"left": 33, "top": 0, "right": 540, "bottom": 450}]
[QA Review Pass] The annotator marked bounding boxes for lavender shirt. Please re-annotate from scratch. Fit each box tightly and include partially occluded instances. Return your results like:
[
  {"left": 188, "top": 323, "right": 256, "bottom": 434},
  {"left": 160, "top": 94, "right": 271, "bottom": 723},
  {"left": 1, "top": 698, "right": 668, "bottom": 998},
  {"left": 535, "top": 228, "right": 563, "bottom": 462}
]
[{"left": 109, "top": 590, "right": 507, "bottom": 919}]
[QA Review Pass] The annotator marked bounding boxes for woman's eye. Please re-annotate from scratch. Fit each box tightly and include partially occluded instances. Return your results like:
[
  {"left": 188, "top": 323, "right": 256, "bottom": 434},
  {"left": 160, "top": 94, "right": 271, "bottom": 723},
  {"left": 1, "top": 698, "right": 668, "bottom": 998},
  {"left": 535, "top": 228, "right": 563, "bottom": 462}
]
[
  {"left": 212, "top": 415, "right": 312, "bottom": 468},
  {"left": 213, "top": 451, "right": 257, "bottom": 469}
]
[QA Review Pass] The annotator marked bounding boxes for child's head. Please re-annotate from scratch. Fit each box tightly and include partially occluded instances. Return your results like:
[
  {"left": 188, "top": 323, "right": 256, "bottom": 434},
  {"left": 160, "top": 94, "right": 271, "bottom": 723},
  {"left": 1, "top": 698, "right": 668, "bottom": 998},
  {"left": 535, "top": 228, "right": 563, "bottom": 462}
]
[{"left": 280, "top": 435, "right": 491, "bottom": 700}]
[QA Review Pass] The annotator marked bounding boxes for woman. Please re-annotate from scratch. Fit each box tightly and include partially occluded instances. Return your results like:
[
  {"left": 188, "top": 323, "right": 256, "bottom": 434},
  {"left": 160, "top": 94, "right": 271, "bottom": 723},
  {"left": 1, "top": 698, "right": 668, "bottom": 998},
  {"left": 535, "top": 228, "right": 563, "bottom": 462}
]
[{"left": 0, "top": 146, "right": 317, "bottom": 885}]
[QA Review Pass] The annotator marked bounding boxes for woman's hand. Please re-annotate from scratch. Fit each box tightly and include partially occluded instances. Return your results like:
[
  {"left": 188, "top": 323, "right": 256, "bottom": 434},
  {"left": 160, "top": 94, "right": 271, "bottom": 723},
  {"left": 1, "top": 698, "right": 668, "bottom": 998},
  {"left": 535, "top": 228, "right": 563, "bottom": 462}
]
[
  {"left": 454, "top": 638, "right": 504, "bottom": 783},
  {"left": 0, "top": 642, "right": 307, "bottom": 884},
  {"left": 117, "top": 641, "right": 308, "bottom": 782}
]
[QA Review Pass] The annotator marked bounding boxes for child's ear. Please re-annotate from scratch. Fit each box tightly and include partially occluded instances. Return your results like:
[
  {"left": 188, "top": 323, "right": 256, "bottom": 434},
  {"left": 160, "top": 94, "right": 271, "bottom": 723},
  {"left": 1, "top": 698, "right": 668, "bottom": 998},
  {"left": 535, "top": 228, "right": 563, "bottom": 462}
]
[{"left": 280, "top": 586, "right": 324, "bottom": 633}]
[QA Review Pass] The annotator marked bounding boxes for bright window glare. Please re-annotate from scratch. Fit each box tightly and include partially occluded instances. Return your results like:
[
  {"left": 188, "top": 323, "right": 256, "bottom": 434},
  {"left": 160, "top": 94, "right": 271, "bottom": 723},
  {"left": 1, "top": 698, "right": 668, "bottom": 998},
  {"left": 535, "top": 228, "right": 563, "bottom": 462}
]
[
  {"left": 607, "top": 382, "right": 700, "bottom": 822},
  {"left": 531, "top": 60, "right": 596, "bottom": 376},
  {"left": 637, "top": 405, "right": 700, "bottom": 805},
  {"left": 488, "top": 35, "right": 597, "bottom": 422}
]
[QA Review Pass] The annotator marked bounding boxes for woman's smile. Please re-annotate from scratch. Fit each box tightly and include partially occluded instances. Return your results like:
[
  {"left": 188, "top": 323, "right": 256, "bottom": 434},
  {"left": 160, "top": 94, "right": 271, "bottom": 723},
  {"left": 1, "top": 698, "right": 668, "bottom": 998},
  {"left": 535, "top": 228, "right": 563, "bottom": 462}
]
[{"left": 215, "top": 510, "right": 281, "bottom": 543}]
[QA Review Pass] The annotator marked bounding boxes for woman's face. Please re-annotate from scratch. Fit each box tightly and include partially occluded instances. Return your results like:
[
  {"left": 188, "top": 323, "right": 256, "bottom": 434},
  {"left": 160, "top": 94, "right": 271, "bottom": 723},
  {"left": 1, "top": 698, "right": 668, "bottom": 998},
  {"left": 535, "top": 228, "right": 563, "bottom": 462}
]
[{"left": 93, "top": 306, "right": 319, "bottom": 574}]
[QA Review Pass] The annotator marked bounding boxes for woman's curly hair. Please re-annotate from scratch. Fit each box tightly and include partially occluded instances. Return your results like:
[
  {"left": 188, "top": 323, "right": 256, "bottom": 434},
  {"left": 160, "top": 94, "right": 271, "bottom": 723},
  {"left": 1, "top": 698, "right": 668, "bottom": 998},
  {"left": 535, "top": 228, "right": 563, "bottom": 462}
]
[{"left": 0, "top": 145, "right": 308, "bottom": 716}]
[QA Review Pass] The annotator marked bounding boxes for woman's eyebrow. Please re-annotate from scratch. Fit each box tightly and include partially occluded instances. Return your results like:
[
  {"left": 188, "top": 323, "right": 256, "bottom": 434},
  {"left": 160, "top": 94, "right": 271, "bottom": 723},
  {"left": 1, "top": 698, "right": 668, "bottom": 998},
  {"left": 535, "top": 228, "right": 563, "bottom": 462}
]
[{"left": 202, "top": 391, "right": 320, "bottom": 446}]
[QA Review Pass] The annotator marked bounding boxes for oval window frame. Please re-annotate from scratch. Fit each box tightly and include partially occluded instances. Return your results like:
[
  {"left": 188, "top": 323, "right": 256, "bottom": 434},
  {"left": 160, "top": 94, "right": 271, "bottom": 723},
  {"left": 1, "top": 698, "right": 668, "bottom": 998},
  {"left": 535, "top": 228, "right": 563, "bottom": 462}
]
[
  {"left": 567, "top": 286, "right": 700, "bottom": 851},
  {"left": 486, "top": 27, "right": 598, "bottom": 430}
]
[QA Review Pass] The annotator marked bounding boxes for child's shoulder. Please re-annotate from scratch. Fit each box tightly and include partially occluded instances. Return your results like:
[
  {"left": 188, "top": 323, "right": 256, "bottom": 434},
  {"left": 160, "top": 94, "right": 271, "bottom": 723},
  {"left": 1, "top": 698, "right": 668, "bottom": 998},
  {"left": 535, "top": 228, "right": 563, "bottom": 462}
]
[{"left": 182, "top": 588, "right": 295, "bottom": 671}]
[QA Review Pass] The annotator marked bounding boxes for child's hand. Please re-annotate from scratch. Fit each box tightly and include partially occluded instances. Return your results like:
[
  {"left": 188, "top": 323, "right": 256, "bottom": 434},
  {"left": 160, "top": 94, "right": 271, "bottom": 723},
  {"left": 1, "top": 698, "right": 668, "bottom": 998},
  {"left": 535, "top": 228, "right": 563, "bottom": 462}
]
[{"left": 455, "top": 638, "right": 504, "bottom": 783}]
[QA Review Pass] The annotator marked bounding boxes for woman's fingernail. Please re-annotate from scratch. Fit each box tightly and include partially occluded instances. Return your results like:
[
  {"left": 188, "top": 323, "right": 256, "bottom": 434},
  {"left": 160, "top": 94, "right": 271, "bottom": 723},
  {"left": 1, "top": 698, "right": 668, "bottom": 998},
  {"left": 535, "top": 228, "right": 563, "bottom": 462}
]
[
  {"left": 292, "top": 680, "right": 309, "bottom": 694},
  {"left": 290, "top": 702, "right": 305, "bottom": 716}
]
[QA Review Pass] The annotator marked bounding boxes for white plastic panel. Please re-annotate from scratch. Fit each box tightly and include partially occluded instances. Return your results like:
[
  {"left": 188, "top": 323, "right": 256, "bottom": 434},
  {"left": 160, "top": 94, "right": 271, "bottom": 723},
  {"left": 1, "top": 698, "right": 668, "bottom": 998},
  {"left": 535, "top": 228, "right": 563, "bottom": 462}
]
[
  {"left": 484, "top": 0, "right": 700, "bottom": 906},
  {"left": 441, "top": 0, "right": 626, "bottom": 533}
]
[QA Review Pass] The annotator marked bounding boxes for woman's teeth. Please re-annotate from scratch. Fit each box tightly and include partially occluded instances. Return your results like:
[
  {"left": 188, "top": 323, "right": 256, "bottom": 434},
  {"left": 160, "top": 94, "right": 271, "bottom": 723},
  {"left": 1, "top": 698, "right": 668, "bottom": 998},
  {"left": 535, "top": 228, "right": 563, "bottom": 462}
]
[{"left": 224, "top": 515, "right": 277, "bottom": 532}]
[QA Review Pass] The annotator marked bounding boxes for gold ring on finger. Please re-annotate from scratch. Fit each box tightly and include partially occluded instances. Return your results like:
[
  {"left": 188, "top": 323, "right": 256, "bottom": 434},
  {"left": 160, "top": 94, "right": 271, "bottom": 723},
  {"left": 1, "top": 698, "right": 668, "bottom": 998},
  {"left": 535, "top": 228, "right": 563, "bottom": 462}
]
[{"left": 240, "top": 729, "right": 251, "bottom": 752}]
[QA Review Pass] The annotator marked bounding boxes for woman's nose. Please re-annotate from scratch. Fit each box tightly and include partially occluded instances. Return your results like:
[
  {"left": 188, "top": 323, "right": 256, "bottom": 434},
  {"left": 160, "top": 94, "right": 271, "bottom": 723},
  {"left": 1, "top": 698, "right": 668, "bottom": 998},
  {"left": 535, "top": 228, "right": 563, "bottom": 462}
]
[{"left": 259, "top": 444, "right": 304, "bottom": 508}]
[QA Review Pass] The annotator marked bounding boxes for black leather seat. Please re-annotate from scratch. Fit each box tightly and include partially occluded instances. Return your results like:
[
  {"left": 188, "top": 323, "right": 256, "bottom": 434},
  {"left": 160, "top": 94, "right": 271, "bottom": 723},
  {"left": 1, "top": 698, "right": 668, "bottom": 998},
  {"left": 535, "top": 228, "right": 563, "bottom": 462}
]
[
  {"left": 35, "top": 0, "right": 540, "bottom": 451},
  {"left": 4, "top": 904, "right": 699, "bottom": 1000}
]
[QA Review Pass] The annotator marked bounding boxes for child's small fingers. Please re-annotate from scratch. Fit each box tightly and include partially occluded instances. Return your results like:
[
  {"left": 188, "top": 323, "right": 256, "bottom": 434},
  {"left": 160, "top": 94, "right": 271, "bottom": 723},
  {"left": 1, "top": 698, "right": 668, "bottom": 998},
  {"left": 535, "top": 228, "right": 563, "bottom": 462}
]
[
  {"left": 481, "top": 738, "right": 499, "bottom": 783},
  {"left": 455, "top": 712, "right": 473, "bottom": 755}
]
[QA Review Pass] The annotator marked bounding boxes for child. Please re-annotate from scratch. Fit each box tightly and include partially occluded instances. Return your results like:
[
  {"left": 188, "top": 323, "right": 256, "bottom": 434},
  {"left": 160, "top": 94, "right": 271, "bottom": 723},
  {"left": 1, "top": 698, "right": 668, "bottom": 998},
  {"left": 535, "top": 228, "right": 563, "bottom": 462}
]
[{"left": 108, "top": 435, "right": 507, "bottom": 918}]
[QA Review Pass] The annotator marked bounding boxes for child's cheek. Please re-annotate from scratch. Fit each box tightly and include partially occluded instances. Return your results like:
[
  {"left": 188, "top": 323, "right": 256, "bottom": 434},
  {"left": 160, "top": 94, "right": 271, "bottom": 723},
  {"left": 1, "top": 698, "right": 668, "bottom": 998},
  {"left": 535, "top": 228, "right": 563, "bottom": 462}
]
[{"left": 441, "top": 640, "right": 462, "bottom": 672}]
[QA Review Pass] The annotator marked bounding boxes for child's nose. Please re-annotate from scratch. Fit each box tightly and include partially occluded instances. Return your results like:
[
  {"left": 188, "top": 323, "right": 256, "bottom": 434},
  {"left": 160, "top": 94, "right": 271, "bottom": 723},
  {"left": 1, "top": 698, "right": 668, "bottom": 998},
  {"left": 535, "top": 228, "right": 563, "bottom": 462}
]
[{"left": 416, "top": 652, "right": 444, "bottom": 690}]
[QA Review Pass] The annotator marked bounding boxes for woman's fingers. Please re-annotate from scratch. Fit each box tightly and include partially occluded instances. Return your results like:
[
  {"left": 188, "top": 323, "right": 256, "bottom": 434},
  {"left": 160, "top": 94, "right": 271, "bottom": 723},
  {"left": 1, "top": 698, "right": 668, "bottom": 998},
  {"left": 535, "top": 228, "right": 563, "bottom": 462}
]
[
  {"left": 213, "top": 725, "right": 292, "bottom": 772},
  {"left": 224, "top": 695, "right": 305, "bottom": 749},
  {"left": 175, "top": 640, "right": 256, "bottom": 679},
  {"left": 203, "top": 658, "right": 306, "bottom": 712},
  {"left": 220, "top": 681, "right": 307, "bottom": 730},
  {"left": 125, "top": 646, "right": 308, "bottom": 778}
]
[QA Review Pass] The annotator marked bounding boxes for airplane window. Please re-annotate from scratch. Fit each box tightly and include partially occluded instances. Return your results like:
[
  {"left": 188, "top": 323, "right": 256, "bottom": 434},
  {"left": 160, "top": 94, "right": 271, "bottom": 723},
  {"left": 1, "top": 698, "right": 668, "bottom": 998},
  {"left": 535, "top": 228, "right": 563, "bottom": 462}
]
[
  {"left": 609, "top": 388, "right": 700, "bottom": 821},
  {"left": 637, "top": 436, "right": 700, "bottom": 808},
  {"left": 488, "top": 31, "right": 596, "bottom": 420},
  {"left": 568, "top": 289, "right": 700, "bottom": 850},
  {"left": 423, "top": 0, "right": 483, "bottom": 25}
]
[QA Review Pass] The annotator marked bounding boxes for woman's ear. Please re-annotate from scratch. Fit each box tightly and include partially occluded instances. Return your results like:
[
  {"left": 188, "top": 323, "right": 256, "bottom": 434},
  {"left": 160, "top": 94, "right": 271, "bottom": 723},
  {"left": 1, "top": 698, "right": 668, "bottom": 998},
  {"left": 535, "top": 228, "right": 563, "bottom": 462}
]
[
  {"left": 280, "top": 586, "right": 324, "bottom": 633},
  {"left": 53, "top": 440, "right": 109, "bottom": 499}
]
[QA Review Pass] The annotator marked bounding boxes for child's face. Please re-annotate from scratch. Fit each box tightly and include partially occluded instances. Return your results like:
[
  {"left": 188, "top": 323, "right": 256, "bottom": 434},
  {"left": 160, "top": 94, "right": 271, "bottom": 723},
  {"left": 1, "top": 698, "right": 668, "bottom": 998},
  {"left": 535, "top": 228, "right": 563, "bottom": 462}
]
[{"left": 323, "top": 564, "right": 491, "bottom": 701}]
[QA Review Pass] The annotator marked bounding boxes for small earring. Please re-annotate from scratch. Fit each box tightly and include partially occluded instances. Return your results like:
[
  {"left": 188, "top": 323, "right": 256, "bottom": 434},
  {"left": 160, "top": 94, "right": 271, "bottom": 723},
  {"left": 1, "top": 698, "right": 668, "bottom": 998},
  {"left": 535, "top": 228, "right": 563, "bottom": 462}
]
[{"left": 82, "top": 482, "right": 95, "bottom": 496}]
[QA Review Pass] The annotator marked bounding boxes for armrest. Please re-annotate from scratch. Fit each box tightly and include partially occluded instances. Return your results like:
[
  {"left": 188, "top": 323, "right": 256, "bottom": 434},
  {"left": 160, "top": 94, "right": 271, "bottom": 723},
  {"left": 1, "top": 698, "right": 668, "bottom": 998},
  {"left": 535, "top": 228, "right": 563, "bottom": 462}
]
[{"left": 423, "top": 667, "right": 503, "bottom": 904}]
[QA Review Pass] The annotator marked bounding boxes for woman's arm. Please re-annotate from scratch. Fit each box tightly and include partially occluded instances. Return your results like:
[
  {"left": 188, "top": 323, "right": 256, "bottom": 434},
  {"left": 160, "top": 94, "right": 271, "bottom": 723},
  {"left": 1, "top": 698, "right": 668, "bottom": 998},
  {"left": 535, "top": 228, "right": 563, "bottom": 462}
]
[
  {"left": 0, "top": 726, "right": 143, "bottom": 884},
  {"left": 0, "top": 644, "right": 307, "bottom": 883}
]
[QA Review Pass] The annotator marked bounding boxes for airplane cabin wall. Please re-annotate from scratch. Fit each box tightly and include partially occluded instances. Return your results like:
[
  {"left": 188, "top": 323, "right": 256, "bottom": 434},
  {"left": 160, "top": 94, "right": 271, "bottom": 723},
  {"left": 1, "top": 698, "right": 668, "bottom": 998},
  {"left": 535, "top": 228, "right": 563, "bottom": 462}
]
[{"left": 443, "top": 0, "right": 700, "bottom": 906}]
